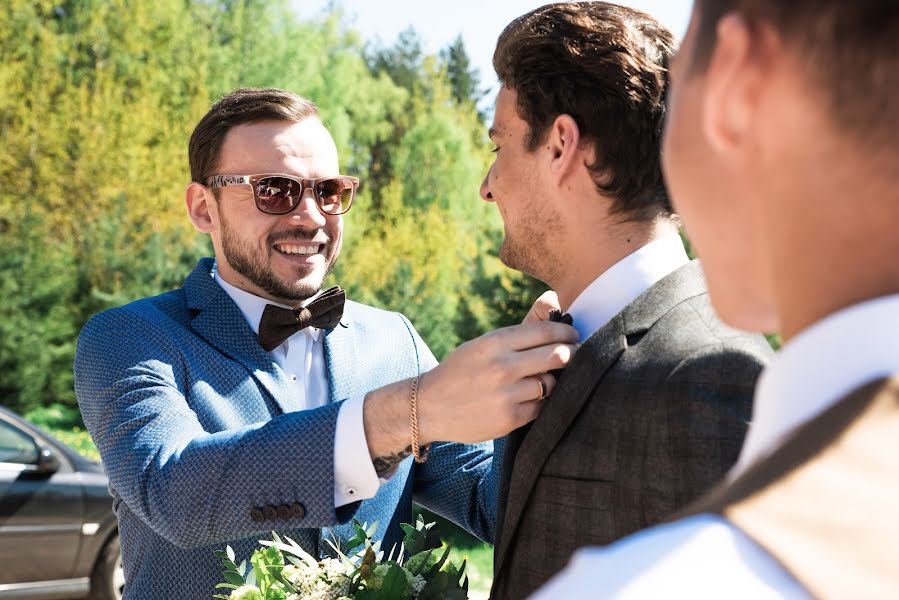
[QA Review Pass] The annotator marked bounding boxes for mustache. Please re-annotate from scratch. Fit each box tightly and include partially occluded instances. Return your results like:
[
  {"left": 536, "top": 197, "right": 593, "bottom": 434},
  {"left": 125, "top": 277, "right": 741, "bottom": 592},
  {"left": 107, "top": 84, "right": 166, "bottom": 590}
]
[{"left": 268, "top": 228, "right": 331, "bottom": 246}]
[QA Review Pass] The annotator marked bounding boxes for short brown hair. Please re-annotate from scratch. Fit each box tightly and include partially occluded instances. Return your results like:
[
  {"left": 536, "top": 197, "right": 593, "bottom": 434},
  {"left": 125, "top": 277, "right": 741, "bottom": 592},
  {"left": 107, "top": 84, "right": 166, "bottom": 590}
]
[
  {"left": 188, "top": 88, "right": 318, "bottom": 183},
  {"left": 691, "top": 0, "right": 899, "bottom": 150},
  {"left": 494, "top": 2, "right": 676, "bottom": 219}
]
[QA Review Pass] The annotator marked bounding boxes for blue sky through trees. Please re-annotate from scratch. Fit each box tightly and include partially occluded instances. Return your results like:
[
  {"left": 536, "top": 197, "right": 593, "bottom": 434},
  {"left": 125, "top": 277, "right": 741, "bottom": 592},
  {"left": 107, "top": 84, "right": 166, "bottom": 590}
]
[{"left": 291, "top": 0, "right": 692, "bottom": 108}]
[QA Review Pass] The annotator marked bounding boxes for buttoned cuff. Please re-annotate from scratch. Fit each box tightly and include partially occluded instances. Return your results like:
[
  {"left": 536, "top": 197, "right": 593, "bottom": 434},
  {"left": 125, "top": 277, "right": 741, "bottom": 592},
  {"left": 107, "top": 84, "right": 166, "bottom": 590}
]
[{"left": 334, "top": 394, "right": 381, "bottom": 507}]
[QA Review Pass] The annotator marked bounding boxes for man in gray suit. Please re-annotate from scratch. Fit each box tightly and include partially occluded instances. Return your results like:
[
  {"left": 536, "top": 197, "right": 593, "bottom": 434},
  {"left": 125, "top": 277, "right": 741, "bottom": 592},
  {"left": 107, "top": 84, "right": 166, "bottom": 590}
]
[{"left": 480, "top": 4, "right": 773, "bottom": 598}]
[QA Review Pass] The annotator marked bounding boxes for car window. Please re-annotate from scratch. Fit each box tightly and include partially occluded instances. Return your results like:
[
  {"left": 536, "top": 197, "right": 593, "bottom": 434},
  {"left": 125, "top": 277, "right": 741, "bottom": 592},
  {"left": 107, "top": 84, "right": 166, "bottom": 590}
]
[{"left": 0, "top": 420, "right": 39, "bottom": 464}]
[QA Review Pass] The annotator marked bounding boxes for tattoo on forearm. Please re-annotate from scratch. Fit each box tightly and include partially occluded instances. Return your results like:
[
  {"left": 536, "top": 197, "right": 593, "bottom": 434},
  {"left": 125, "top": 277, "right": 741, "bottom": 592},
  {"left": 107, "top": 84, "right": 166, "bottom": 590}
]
[{"left": 373, "top": 444, "right": 413, "bottom": 477}]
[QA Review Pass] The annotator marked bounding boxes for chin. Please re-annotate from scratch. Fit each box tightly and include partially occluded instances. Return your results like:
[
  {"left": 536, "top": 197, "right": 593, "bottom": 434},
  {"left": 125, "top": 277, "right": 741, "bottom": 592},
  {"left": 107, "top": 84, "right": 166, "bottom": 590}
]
[
  {"left": 289, "top": 276, "right": 327, "bottom": 298},
  {"left": 499, "top": 239, "right": 536, "bottom": 277}
]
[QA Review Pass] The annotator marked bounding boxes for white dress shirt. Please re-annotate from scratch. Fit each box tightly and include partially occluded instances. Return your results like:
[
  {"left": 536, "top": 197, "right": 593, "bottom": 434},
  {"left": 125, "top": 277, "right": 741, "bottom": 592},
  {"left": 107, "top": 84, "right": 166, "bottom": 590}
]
[
  {"left": 214, "top": 271, "right": 380, "bottom": 507},
  {"left": 531, "top": 294, "right": 899, "bottom": 599},
  {"left": 567, "top": 234, "right": 690, "bottom": 342}
]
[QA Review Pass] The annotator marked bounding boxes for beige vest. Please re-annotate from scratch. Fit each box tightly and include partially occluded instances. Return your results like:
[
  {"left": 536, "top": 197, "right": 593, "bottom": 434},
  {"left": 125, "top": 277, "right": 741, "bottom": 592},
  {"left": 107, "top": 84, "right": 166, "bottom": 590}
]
[{"left": 680, "top": 377, "right": 899, "bottom": 600}]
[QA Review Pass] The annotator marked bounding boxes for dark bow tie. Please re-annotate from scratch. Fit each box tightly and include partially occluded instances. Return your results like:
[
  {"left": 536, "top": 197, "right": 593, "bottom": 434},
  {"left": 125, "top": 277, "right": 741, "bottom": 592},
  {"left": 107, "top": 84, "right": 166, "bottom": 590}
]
[
  {"left": 548, "top": 309, "right": 573, "bottom": 325},
  {"left": 257, "top": 286, "right": 346, "bottom": 351}
]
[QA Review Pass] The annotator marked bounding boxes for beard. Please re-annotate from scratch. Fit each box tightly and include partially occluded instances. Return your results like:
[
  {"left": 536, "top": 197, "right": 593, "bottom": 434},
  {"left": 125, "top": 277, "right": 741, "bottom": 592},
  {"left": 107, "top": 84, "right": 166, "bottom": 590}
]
[
  {"left": 499, "top": 203, "right": 564, "bottom": 286},
  {"left": 219, "top": 210, "right": 336, "bottom": 302}
]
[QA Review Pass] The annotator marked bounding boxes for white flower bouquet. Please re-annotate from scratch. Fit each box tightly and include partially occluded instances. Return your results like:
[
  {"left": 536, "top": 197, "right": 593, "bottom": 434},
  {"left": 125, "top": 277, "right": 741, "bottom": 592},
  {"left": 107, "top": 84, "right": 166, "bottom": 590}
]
[{"left": 214, "top": 515, "right": 469, "bottom": 600}]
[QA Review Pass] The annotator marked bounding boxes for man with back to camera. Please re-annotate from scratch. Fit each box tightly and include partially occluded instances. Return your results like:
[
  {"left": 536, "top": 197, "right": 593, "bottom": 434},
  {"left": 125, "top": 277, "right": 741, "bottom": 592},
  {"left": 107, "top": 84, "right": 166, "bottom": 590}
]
[
  {"left": 74, "top": 87, "right": 578, "bottom": 599},
  {"left": 534, "top": 0, "right": 899, "bottom": 597},
  {"left": 480, "top": 3, "right": 773, "bottom": 598}
]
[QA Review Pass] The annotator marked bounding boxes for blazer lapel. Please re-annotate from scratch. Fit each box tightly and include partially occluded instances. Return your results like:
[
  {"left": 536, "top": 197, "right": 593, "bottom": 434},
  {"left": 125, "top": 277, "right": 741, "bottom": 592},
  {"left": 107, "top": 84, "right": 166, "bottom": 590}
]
[
  {"left": 184, "top": 258, "right": 298, "bottom": 414},
  {"left": 493, "top": 317, "right": 627, "bottom": 578},
  {"left": 493, "top": 260, "right": 709, "bottom": 580},
  {"left": 619, "top": 260, "right": 707, "bottom": 335},
  {"left": 323, "top": 309, "right": 357, "bottom": 403}
]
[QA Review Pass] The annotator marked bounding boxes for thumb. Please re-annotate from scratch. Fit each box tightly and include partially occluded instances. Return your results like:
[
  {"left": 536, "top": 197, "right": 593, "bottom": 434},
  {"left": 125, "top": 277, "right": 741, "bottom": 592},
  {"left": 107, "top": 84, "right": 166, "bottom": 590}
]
[{"left": 523, "top": 290, "right": 560, "bottom": 323}]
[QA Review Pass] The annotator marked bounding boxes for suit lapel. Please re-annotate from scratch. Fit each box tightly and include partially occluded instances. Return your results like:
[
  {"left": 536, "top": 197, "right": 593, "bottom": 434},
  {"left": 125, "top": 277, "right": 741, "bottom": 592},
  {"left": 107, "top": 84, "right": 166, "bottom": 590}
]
[
  {"left": 323, "top": 309, "right": 357, "bottom": 403},
  {"left": 619, "top": 260, "right": 707, "bottom": 334},
  {"left": 184, "top": 258, "right": 298, "bottom": 414},
  {"left": 493, "top": 261, "right": 710, "bottom": 583},
  {"left": 493, "top": 317, "right": 627, "bottom": 578}
]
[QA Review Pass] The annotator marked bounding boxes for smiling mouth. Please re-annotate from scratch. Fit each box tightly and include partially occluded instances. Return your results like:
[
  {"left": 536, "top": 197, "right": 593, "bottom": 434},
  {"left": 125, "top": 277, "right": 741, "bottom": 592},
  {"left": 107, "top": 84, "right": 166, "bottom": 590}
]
[{"left": 273, "top": 242, "right": 324, "bottom": 256}]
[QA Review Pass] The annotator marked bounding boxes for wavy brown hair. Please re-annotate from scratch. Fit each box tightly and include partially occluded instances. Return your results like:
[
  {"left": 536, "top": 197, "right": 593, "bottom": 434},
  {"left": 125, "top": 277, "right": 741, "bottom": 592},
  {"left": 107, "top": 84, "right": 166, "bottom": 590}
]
[
  {"left": 493, "top": 2, "right": 676, "bottom": 220},
  {"left": 188, "top": 88, "right": 317, "bottom": 184}
]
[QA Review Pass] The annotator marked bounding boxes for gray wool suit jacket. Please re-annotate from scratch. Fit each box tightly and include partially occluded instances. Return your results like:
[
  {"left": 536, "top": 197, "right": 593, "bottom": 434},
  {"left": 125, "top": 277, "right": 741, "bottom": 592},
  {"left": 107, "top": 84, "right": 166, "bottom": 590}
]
[{"left": 490, "top": 261, "right": 773, "bottom": 599}]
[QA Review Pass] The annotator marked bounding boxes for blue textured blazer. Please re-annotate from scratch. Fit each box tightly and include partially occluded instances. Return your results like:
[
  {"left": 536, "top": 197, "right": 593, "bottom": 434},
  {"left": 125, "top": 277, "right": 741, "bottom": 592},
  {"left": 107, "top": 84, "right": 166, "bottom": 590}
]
[{"left": 75, "top": 258, "right": 498, "bottom": 599}]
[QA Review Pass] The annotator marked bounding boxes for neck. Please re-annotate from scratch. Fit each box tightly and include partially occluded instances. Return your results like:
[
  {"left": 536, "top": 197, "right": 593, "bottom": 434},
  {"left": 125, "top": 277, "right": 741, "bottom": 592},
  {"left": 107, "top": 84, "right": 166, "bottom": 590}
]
[
  {"left": 777, "top": 255, "right": 899, "bottom": 342},
  {"left": 768, "top": 166, "right": 899, "bottom": 341},
  {"left": 213, "top": 257, "right": 307, "bottom": 308},
  {"left": 551, "top": 216, "right": 679, "bottom": 311}
]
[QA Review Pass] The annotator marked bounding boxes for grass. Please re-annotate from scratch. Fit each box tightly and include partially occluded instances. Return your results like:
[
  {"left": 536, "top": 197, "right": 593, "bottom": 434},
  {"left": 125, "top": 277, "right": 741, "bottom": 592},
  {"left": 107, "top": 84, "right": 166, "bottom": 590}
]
[
  {"left": 416, "top": 509, "right": 493, "bottom": 596},
  {"left": 448, "top": 542, "right": 493, "bottom": 597}
]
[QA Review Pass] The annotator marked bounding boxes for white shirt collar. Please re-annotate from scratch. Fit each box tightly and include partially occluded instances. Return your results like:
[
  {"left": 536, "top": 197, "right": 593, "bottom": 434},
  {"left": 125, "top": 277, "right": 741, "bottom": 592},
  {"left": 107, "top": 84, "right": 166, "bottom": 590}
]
[
  {"left": 212, "top": 264, "right": 321, "bottom": 342},
  {"left": 566, "top": 234, "right": 690, "bottom": 342},
  {"left": 732, "top": 293, "right": 899, "bottom": 476}
]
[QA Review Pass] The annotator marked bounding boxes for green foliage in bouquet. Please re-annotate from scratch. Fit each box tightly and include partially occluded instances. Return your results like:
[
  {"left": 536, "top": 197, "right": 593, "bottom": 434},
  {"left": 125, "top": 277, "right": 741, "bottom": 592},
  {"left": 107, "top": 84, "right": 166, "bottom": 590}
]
[{"left": 214, "top": 514, "right": 468, "bottom": 600}]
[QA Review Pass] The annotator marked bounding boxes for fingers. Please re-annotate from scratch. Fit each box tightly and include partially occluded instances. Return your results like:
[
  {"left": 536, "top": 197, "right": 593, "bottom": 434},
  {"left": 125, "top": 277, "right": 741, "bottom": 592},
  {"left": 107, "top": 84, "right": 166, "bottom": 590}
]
[
  {"left": 503, "top": 373, "right": 558, "bottom": 428},
  {"left": 532, "top": 374, "right": 548, "bottom": 400},
  {"left": 512, "top": 397, "right": 545, "bottom": 428},
  {"left": 494, "top": 320, "right": 579, "bottom": 352},
  {"left": 524, "top": 372, "right": 557, "bottom": 399},
  {"left": 507, "top": 342, "right": 577, "bottom": 380},
  {"left": 522, "top": 290, "right": 561, "bottom": 323},
  {"left": 511, "top": 373, "right": 556, "bottom": 406},
  {"left": 535, "top": 372, "right": 557, "bottom": 399}
]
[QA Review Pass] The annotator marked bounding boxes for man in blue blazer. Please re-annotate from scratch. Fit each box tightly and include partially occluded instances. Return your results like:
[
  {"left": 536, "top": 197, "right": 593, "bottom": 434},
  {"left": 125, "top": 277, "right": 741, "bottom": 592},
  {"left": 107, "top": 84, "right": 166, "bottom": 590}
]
[{"left": 74, "top": 87, "right": 577, "bottom": 599}]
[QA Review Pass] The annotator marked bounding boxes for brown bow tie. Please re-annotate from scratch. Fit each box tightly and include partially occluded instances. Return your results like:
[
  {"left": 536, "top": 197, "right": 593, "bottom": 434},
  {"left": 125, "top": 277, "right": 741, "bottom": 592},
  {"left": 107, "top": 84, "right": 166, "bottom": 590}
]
[
  {"left": 548, "top": 309, "right": 573, "bottom": 325},
  {"left": 257, "top": 286, "right": 346, "bottom": 352}
]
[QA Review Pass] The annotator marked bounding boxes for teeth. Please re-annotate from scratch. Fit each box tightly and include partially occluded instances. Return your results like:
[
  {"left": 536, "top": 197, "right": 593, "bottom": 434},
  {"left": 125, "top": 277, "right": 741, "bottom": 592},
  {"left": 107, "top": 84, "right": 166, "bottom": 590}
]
[{"left": 276, "top": 244, "right": 319, "bottom": 255}]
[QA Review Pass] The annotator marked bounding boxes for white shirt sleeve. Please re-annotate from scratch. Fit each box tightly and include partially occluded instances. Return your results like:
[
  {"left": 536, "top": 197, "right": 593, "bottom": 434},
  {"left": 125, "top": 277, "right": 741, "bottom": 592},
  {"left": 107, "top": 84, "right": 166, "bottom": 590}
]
[
  {"left": 333, "top": 394, "right": 381, "bottom": 507},
  {"left": 529, "top": 515, "right": 813, "bottom": 600}
]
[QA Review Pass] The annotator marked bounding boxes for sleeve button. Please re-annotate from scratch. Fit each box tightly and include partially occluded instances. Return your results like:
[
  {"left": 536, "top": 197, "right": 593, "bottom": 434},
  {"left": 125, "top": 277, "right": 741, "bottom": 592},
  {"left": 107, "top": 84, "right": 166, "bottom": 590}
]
[
  {"left": 291, "top": 502, "right": 306, "bottom": 519},
  {"left": 250, "top": 508, "right": 265, "bottom": 522},
  {"left": 277, "top": 504, "right": 292, "bottom": 520},
  {"left": 263, "top": 505, "right": 278, "bottom": 521}
]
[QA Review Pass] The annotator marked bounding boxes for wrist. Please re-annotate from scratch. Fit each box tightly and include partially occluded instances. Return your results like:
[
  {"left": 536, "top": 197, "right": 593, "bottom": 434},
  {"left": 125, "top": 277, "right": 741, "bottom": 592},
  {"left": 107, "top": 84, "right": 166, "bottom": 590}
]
[{"left": 362, "top": 380, "right": 410, "bottom": 460}]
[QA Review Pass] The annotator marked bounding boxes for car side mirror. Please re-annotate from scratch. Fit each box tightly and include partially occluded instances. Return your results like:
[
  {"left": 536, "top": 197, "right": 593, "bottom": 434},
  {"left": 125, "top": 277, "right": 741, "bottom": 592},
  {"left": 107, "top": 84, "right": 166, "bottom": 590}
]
[{"left": 35, "top": 446, "right": 61, "bottom": 475}]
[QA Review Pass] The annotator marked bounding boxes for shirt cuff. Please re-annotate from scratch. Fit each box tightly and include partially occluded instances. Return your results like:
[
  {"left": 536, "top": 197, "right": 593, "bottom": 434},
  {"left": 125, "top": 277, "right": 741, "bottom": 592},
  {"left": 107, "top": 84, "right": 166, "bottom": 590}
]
[{"left": 334, "top": 394, "right": 381, "bottom": 507}]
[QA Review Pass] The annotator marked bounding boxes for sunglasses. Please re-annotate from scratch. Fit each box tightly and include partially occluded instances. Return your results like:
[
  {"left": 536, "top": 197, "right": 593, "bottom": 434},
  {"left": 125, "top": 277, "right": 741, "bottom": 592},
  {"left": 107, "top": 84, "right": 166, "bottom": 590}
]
[{"left": 205, "top": 173, "right": 359, "bottom": 215}]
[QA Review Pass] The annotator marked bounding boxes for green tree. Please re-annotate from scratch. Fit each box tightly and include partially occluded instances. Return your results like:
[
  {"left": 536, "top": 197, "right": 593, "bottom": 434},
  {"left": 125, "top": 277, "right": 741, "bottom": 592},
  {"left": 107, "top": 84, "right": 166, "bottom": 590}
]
[
  {"left": 439, "top": 35, "right": 484, "bottom": 110},
  {"left": 0, "top": 0, "right": 547, "bottom": 411},
  {"left": 368, "top": 27, "right": 425, "bottom": 94}
]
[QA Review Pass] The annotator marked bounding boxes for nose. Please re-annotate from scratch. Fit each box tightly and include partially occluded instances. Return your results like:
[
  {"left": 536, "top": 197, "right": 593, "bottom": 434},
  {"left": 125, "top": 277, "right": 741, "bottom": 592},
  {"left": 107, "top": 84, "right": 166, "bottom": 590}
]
[
  {"left": 479, "top": 167, "right": 494, "bottom": 202},
  {"left": 288, "top": 188, "right": 328, "bottom": 227}
]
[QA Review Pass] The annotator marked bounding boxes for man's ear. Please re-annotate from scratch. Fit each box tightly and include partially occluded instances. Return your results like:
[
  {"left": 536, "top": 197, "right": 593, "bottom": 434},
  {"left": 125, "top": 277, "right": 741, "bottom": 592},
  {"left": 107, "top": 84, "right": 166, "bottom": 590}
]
[
  {"left": 547, "top": 114, "right": 583, "bottom": 185},
  {"left": 701, "top": 13, "right": 777, "bottom": 155},
  {"left": 185, "top": 182, "right": 218, "bottom": 233}
]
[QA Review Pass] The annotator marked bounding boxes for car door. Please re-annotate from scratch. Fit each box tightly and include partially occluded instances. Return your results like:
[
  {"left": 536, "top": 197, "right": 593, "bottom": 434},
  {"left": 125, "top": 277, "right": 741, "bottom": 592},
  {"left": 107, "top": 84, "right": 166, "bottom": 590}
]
[{"left": 0, "top": 417, "right": 83, "bottom": 586}]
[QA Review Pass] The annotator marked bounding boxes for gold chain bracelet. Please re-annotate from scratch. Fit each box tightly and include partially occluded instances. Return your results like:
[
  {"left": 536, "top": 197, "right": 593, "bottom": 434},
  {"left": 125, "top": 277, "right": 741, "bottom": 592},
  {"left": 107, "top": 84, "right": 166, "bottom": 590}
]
[{"left": 410, "top": 373, "right": 430, "bottom": 463}]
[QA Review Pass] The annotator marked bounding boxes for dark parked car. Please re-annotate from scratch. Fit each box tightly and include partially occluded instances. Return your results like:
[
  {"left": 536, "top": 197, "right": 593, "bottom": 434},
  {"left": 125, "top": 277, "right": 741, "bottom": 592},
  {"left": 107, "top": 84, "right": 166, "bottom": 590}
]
[{"left": 0, "top": 406, "right": 121, "bottom": 600}]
